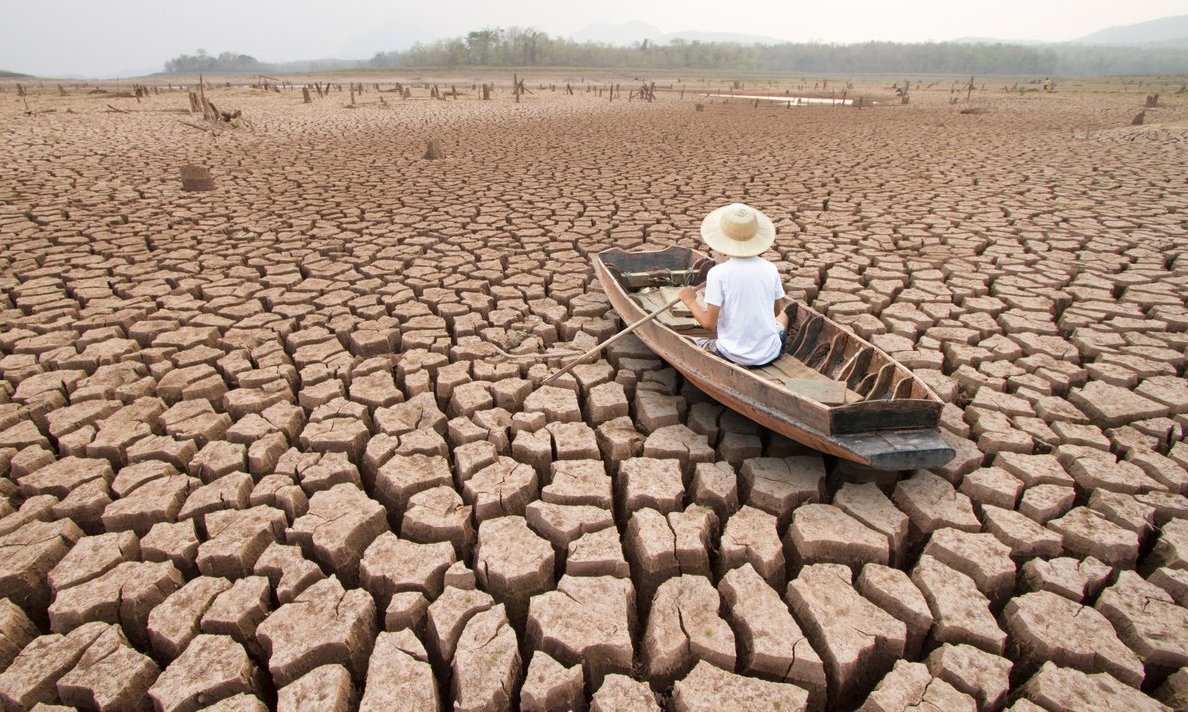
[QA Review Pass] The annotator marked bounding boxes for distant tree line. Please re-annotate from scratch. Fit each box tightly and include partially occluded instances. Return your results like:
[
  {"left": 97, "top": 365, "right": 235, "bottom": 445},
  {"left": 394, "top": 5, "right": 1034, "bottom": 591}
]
[
  {"left": 164, "top": 49, "right": 265, "bottom": 74},
  {"left": 163, "top": 28, "right": 1188, "bottom": 77},
  {"left": 367, "top": 27, "right": 1188, "bottom": 76}
]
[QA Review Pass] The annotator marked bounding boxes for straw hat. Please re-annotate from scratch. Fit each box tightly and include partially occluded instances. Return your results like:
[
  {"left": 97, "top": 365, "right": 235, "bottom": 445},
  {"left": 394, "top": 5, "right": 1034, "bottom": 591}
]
[{"left": 699, "top": 203, "right": 776, "bottom": 257}]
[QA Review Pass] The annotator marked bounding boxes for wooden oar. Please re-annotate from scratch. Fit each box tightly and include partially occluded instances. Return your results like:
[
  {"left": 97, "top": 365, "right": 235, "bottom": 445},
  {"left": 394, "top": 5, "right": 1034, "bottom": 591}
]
[{"left": 541, "top": 294, "right": 684, "bottom": 386}]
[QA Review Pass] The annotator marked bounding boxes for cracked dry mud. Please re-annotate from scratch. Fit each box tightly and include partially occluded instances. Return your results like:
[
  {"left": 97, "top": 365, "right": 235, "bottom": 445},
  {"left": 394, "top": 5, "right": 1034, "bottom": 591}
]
[{"left": 0, "top": 74, "right": 1187, "bottom": 711}]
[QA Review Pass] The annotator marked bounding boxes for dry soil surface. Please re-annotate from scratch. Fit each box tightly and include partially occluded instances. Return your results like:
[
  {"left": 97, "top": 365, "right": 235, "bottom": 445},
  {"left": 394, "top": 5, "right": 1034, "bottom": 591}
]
[{"left": 0, "top": 77, "right": 1187, "bottom": 712}]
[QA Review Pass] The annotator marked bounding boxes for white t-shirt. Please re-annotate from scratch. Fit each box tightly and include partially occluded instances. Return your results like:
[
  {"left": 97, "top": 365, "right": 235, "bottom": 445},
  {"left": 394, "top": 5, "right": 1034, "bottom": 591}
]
[{"left": 703, "top": 257, "right": 786, "bottom": 366}]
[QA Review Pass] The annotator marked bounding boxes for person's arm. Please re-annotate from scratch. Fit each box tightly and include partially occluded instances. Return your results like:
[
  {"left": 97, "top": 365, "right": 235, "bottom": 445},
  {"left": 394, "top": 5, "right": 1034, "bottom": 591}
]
[
  {"left": 679, "top": 286, "right": 719, "bottom": 332},
  {"left": 771, "top": 266, "right": 788, "bottom": 323}
]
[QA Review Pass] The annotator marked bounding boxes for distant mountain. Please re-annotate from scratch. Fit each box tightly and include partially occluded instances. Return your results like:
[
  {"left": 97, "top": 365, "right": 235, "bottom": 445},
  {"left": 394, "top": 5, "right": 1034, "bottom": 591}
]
[
  {"left": 951, "top": 15, "right": 1188, "bottom": 49},
  {"left": 337, "top": 21, "right": 432, "bottom": 58},
  {"left": 0, "top": 69, "right": 33, "bottom": 78},
  {"left": 570, "top": 21, "right": 786, "bottom": 47},
  {"left": 571, "top": 21, "right": 664, "bottom": 46},
  {"left": 1072, "top": 14, "right": 1188, "bottom": 46},
  {"left": 951, "top": 37, "right": 1046, "bottom": 46},
  {"left": 665, "top": 30, "right": 789, "bottom": 45}
]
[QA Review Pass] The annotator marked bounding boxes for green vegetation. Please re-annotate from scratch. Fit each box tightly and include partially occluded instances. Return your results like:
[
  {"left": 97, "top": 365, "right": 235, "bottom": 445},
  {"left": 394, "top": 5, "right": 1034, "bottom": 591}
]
[
  {"left": 164, "top": 27, "right": 1188, "bottom": 77},
  {"left": 370, "top": 29, "right": 1059, "bottom": 74},
  {"left": 164, "top": 49, "right": 265, "bottom": 74}
]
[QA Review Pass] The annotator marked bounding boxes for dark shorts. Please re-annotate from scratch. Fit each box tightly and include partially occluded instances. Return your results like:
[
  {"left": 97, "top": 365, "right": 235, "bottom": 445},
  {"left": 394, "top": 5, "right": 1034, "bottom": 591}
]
[{"left": 694, "top": 327, "right": 788, "bottom": 368}]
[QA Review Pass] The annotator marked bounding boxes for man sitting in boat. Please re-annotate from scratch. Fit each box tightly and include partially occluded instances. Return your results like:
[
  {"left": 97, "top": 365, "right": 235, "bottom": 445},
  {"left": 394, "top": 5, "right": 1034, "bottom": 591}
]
[{"left": 679, "top": 203, "right": 790, "bottom": 367}]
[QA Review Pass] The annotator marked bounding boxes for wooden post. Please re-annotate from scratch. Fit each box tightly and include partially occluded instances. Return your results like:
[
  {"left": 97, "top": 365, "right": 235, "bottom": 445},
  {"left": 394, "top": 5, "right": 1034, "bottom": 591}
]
[
  {"left": 350, "top": 83, "right": 356, "bottom": 106},
  {"left": 514, "top": 74, "right": 520, "bottom": 103},
  {"left": 198, "top": 73, "right": 213, "bottom": 121},
  {"left": 302, "top": 87, "right": 312, "bottom": 103}
]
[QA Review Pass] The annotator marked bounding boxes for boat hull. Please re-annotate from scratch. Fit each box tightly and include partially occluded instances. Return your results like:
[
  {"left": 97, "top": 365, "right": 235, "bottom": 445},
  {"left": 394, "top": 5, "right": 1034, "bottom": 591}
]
[{"left": 595, "top": 246, "right": 955, "bottom": 470}]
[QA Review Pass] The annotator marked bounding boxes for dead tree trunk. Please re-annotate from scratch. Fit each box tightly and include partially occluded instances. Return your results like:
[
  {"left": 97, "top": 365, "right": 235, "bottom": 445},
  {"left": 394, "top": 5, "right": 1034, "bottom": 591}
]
[
  {"left": 302, "top": 87, "right": 312, "bottom": 104},
  {"left": 199, "top": 74, "right": 215, "bottom": 121},
  {"left": 514, "top": 74, "right": 520, "bottom": 103}
]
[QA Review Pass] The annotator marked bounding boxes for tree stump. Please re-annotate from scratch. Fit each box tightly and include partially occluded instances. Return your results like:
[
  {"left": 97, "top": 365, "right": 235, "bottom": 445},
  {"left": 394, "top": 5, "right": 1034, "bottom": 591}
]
[
  {"left": 1132, "top": 111, "right": 1145, "bottom": 126},
  {"left": 302, "top": 88, "right": 312, "bottom": 104},
  {"left": 180, "top": 165, "right": 215, "bottom": 192},
  {"left": 424, "top": 139, "right": 445, "bottom": 161}
]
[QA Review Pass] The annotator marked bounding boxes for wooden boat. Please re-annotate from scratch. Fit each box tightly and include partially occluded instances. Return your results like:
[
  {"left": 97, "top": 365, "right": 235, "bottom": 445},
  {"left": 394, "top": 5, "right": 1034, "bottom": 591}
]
[{"left": 594, "top": 245, "right": 956, "bottom": 470}]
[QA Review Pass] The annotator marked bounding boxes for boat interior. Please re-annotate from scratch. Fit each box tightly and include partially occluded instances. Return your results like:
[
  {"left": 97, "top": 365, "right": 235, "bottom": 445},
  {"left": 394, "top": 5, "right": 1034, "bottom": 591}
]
[{"left": 618, "top": 266, "right": 932, "bottom": 408}]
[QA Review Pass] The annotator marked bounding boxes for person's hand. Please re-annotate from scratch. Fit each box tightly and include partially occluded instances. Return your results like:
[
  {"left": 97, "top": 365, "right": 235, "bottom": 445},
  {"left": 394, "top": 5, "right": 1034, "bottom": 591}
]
[{"left": 678, "top": 285, "right": 698, "bottom": 306}]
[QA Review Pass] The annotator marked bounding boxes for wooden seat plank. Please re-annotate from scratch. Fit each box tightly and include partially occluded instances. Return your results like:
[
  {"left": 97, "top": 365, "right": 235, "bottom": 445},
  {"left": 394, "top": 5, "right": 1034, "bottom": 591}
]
[
  {"left": 769, "top": 355, "right": 822, "bottom": 381},
  {"left": 781, "top": 379, "right": 848, "bottom": 405},
  {"left": 769, "top": 355, "right": 864, "bottom": 403}
]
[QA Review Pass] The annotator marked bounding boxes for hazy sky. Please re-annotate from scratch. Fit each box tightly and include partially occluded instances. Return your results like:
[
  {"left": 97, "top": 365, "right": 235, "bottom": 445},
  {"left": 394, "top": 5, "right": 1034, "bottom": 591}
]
[{"left": 2, "top": 0, "right": 1185, "bottom": 77}]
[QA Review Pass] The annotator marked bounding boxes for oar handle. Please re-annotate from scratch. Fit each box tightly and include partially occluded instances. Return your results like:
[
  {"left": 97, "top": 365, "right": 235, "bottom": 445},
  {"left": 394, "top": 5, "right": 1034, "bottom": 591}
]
[{"left": 541, "top": 294, "right": 684, "bottom": 386}]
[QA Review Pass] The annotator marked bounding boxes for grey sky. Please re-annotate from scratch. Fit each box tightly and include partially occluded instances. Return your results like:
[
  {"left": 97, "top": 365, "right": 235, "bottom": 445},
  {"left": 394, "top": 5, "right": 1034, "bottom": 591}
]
[{"left": 2, "top": 0, "right": 1185, "bottom": 77}]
